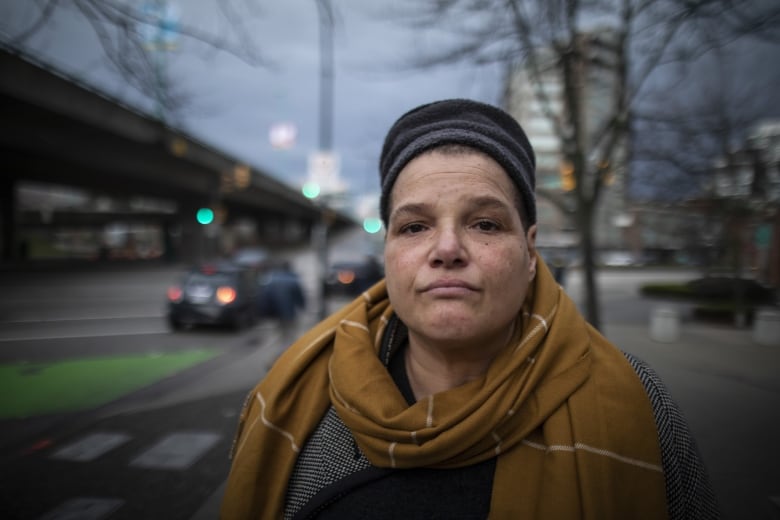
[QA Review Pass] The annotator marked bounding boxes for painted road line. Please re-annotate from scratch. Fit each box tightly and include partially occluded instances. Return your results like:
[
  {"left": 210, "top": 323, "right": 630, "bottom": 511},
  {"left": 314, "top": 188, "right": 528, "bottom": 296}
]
[
  {"left": 130, "top": 431, "right": 221, "bottom": 470},
  {"left": 51, "top": 432, "right": 132, "bottom": 462},
  {"left": 0, "top": 329, "right": 171, "bottom": 342},
  {"left": 38, "top": 497, "right": 124, "bottom": 520},
  {"left": 1, "top": 314, "right": 164, "bottom": 324},
  {"left": 0, "top": 320, "right": 279, "bottom": 342}
]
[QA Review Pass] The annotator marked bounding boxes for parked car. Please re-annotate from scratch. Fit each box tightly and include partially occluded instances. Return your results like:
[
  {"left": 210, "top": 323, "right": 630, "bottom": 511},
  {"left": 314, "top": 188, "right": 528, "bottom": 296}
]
[
  {"left": 166, "top": 261, "right": 258, "bottom": 330},
  {"left": 324, "top": 257, "right": 384, "bottom": 297},
  {"left": 599, "top": 250, "right": 637, "bottom": 267}
]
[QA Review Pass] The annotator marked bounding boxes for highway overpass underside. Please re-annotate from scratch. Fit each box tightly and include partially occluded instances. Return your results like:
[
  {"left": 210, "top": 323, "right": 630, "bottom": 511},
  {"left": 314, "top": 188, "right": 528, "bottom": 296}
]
[{"left": 0, "top": 47, "right": 349, "bottom": 264}]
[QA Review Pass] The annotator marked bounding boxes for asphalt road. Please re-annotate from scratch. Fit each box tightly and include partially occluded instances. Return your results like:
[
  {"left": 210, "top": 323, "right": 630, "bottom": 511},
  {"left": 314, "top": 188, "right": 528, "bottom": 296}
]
[
  {"left": 0, "top": 262, "right": 273, "bottom": 519},
  {"left": 0, "top": 228, "right": 375, "bottom": 519}
]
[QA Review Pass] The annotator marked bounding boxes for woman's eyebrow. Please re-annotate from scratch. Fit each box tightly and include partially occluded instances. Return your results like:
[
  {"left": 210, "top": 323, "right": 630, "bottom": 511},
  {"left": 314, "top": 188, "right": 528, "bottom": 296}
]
[
  {"left": 465, "top": 196, "right": 513, "bottom": 213},
  {"left": 391, "top": 197, "right": 512, "bottom": 220},
  {"left": 389, "top": 202, "right": 430, "bottom": 220}
]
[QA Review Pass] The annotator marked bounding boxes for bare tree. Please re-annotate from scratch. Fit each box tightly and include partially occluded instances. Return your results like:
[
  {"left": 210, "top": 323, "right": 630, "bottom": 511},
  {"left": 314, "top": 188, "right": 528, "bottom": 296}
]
[
  {"left": 1, "top": 0, "right": 272, "bottom": 120},
  {"left": 383, "top": 0, "right": 780, "bottom": 330},
  {"left": 633, "top": 43, "right": 780, "bottom": 324},
  {"left": 632, "top": 35, "right": 780, "bottom": 199}
]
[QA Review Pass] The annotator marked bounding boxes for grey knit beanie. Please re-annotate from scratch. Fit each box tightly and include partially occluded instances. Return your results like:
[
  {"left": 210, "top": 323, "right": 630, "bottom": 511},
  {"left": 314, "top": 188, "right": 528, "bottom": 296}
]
[{"left": 379, "top": 98, "right": 536, "bottom": 227}]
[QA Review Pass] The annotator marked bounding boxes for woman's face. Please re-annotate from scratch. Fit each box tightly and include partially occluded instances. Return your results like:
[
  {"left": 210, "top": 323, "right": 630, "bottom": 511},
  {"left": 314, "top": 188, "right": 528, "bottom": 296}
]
[{"left": 384, "top": 149, "right": 537, "bottom": 353}]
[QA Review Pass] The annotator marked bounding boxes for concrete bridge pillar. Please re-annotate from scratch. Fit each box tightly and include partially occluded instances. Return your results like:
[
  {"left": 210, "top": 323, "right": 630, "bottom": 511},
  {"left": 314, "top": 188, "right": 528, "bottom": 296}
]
[{"left": 0, "top": 176, "right": 17, "bottom": 263}]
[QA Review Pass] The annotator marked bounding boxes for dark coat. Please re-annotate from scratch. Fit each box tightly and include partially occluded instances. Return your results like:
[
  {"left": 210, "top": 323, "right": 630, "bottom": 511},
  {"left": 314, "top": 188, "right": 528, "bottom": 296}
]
[{"left": 258, "top": 269, "right": 305, "bottom": 321}]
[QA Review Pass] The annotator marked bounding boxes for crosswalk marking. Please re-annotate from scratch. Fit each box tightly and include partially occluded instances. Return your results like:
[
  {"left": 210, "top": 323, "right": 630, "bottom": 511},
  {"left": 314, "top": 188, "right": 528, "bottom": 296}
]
[
  {"left": 130, "top": 431, "right": 221, "bottom": 470},
  {"left": 37, "top": 429, "right": 223, "bottom": 519},
  {"left": 38, "top": 497, "right": 124, "bottom": 520},
  {"left": 51, "top": 432, "right": 131, "bottom": 462}
]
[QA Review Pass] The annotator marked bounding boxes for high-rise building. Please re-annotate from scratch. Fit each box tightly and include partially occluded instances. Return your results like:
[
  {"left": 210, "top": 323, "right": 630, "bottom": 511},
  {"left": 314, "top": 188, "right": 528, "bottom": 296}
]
[{"left": 504, "top": 30, "right": 629, "bottom": 252}]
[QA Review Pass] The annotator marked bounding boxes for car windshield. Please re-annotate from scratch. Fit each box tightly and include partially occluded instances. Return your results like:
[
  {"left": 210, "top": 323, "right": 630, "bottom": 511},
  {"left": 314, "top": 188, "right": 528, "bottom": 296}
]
[
  {"left": 232, "top": 249, "right": 269, "bottom": 265},
  {"left": 186, "top": 272, "right": 234, "bottom": 286}
]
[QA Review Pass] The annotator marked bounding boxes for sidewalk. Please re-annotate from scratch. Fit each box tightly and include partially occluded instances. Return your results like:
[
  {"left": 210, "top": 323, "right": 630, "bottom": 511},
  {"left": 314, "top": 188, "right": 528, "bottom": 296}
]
[{"left": 605, "top": 318, "right": 780, "bottom": 520}]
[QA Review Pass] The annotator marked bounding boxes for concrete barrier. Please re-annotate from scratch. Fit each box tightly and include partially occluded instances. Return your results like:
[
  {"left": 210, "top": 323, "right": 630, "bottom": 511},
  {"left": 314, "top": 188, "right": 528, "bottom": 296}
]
[
  {"left": 649, "top": 306, "right": 680, "bottom": 343},
  {"left": 752, "top": 309, "right": 780, "bottom": 347}
]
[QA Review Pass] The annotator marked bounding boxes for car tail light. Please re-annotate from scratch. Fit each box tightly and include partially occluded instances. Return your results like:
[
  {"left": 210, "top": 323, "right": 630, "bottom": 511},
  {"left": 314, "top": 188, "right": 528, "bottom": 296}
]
[
  {"left": 167, "top": 286, "right": 183, "bottom": 302},
  {"left": 216, "top": 286, "right": 237, "bottom": 305},
  {"left": 337, "top": 270, "right": 356, "bottom": 285}
]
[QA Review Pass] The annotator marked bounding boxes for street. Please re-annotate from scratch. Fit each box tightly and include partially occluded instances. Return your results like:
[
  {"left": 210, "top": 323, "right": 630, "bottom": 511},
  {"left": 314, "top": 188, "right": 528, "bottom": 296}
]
[
  {"left": 0, "top": 262, "right": 281, "bottom": 520},
  {"left": 0, "top": 228, "right": 374, "bottom": 519},
  {"left": 0, "top": 234, "right": 778, "bottom": 519}
]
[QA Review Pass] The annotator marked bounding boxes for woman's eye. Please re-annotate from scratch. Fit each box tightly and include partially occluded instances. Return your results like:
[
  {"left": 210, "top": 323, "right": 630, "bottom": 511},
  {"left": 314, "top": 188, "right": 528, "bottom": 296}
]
[
  {"left": 400, "top": 223, "right": 426, "bottom": 234},
  {"left": 474, "top": 220, "right": 499, "bottom": 231}
]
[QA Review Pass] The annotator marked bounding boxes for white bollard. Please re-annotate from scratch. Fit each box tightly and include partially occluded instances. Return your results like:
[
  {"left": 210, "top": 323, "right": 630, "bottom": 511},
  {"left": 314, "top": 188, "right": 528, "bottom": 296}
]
[
  {"left": 649, "top": 306, "right": 680, "bottom": 343},
  {"left": 752, "top": 309, "right": 780, "bottom": 347}
]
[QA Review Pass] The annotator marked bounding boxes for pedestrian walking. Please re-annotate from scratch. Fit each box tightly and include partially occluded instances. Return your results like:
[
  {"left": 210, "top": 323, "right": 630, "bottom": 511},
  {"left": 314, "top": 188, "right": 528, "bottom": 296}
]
[{"left": 257, "top": 260, "right": 306, "bottom": 340}]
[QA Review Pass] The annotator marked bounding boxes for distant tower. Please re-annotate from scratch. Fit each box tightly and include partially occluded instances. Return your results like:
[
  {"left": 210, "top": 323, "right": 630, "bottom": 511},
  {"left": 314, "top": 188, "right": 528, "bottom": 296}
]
[{"left": 504, "top": 29, "right": 629, "bottom": 250}]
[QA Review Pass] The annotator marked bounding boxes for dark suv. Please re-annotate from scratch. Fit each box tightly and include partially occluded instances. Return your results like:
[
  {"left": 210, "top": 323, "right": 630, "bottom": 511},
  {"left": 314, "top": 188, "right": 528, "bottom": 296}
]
[
  {"left": 166, "top": 262, "right": 258, "bottom": 330},
  {"left": 324, "top": 257, "right": 384, "bottom": 297}
]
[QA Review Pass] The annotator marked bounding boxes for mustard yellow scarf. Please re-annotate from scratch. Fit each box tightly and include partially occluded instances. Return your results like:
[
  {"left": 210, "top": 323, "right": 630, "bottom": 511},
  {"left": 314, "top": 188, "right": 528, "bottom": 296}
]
[{"left": 221, "top": 258, "right": 668, "bottom": 519}]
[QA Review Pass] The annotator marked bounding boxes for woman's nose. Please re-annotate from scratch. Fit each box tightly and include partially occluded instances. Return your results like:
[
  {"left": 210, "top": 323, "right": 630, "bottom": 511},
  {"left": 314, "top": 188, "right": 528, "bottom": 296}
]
[{"left": 429, "top": 227, "right": 467, "bottom": 267}]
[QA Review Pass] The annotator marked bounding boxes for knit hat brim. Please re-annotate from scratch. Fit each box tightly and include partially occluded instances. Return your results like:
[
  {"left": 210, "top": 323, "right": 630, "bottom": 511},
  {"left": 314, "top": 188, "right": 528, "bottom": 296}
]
[{"left": 379, "top": 99, "right": 536, "bottom": 227}]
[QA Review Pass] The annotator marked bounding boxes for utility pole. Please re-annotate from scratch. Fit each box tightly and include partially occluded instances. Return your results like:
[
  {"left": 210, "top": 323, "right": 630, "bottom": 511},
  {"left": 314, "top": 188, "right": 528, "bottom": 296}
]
[
  {"left": 313, "top": 0, "right": 334, "bottom": 320},
  {"left": 316, "top": 0, "right": 334, "bottom": 152}
]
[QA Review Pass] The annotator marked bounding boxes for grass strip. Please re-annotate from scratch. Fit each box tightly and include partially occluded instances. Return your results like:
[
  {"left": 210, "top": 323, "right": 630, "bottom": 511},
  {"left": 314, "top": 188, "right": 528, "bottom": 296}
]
[{"left": 0, "top": 348, "right": 219, "bottom": 419}]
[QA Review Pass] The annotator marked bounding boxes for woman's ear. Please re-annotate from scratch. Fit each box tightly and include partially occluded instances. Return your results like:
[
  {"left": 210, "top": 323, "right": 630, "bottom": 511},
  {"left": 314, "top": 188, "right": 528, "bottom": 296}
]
[{"left": 526, "top": 224, "right": 538, "bottom": 280}]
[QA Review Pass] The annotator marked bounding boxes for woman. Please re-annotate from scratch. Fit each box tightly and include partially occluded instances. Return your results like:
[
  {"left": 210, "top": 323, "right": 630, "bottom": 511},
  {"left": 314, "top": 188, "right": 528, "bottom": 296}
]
[{"left": 221, "top": 99, "right": 718, "bottom": 519}]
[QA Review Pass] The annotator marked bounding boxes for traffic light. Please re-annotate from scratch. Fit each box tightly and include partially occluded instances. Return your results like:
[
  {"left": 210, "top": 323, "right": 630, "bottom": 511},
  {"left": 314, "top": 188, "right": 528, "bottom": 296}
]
[
  {"left": 363, "top": 217, "right": 383, "bottom": 234},
  {"left": 560, "top": 160, "right": 576, "bottom": 191},
  {"left": 234, "top": 164, "right": 251, "bottom": 189},
  {"left": 196, "top": 207, "right": 214, "bottom": 225},
  {"left": 302, "top": 182, "right": 321, "bottom": 199}
]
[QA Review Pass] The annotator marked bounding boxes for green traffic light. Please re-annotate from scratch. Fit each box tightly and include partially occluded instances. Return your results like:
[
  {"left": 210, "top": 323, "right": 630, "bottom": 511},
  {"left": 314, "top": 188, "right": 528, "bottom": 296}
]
[
  {"left": 363, "top": 217, "right": 383, "bottom": 234},
  {"left": 196, "top": 207, "right": 214, "bottom": 225},
  {"left": 302, "top": 182, "right": 321, "bottom": 199}
]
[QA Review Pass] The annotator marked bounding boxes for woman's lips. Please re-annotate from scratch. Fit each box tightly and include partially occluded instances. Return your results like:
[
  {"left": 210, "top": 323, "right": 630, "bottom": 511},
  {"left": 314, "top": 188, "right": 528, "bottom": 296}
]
[{"left": 421, "top": 279, "right": 478, "bottom": 297}]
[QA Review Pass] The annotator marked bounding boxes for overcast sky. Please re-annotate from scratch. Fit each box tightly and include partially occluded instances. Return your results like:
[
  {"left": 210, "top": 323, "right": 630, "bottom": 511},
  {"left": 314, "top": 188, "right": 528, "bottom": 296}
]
[
  {"left": 0, "top": 1, "right": 503, "bottom": 214},
  {"left": 4, "top": 0, "right": 777, "bottom": 212}
]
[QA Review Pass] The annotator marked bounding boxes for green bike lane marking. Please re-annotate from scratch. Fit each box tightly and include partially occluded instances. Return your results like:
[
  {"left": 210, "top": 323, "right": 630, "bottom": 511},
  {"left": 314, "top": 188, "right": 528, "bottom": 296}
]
[{"left": 0, "top": 348, "right": 220, "bottom": 419}]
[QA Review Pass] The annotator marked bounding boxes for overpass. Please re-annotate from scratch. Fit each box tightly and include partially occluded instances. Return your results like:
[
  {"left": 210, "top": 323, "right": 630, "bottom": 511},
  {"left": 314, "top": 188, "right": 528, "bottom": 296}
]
[{"left": 0, "top": 46, "right": 353, "bottom": 264}]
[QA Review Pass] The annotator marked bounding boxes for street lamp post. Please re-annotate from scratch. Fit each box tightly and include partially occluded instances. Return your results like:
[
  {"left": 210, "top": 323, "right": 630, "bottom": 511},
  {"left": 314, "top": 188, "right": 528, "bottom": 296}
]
[
  {"left": 316, "top": 0, "right": 334, "bottom": 152},
  {"left": 313, "top": 0, "right": 334, "bottom": 321}
]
